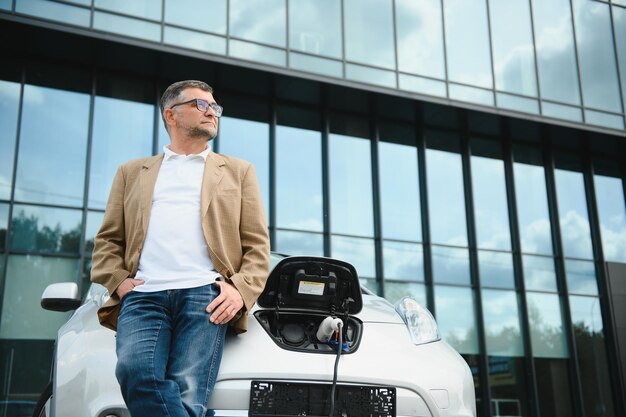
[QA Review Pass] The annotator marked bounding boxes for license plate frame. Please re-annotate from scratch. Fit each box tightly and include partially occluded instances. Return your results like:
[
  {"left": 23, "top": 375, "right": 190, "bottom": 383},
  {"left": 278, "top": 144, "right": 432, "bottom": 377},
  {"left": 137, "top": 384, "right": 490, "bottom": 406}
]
[{"left": 249, "top": 380, "right": 396, "bottom": 417}]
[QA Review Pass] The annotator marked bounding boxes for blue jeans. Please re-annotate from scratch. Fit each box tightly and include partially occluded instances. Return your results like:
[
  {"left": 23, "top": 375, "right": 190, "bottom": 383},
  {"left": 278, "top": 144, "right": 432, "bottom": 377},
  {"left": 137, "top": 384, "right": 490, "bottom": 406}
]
[{"left": 115, "top": 283, "right": 227, "bottom": 417}]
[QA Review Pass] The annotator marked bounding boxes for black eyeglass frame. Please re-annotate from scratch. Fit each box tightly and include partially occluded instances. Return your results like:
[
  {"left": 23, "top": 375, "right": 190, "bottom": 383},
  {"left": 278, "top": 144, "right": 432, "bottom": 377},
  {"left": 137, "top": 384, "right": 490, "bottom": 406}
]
[{"left": 169, "top": 98, "right": 223, "bottom": 117}]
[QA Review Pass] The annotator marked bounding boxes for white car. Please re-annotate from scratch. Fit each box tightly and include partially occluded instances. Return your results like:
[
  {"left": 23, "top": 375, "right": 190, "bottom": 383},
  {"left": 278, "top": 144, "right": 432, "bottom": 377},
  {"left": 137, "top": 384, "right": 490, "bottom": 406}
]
[{"left": 35, "top": 255, "right": 475, "bottom": 417}]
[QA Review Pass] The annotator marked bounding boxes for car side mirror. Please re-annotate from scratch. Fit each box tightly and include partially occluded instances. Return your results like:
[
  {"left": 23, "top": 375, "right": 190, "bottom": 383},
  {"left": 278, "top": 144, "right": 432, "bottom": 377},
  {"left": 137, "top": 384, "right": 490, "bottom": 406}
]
[{"left": 41, "top": 282, "right": 81, "bottom": 312}]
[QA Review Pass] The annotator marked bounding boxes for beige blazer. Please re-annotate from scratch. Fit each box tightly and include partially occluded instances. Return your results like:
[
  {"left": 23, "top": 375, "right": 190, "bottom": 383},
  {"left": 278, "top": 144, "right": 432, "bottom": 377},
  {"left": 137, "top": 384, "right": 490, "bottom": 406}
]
[{"left": 90, "top": 152, "right": 270, "bottom": 334}]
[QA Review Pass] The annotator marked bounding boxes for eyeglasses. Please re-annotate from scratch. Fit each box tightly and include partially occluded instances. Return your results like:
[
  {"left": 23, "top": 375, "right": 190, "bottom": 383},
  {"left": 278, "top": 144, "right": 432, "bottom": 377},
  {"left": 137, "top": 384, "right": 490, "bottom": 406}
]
[{"left": 169, "top": 98, "right": 223, "bottom": 117}]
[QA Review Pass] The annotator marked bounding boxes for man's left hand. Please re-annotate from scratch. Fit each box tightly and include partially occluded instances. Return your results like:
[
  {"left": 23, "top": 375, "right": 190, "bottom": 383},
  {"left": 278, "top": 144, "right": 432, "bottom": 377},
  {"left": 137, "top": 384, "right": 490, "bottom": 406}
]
[{"left": 206, "top": 280, "right": 244, "bottom": 325}]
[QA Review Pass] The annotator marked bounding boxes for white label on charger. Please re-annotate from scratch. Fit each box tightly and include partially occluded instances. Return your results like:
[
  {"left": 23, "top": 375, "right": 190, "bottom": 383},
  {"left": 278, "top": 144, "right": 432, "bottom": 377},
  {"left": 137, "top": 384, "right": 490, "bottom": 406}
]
[{"left": 298, "top": 281, "right": 325, "bottom": 296}]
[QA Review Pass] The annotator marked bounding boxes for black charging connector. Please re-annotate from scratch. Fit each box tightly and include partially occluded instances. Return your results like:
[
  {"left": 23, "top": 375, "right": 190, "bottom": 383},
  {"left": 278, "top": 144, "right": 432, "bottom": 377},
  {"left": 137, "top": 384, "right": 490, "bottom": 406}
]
[{"left": 328, "top": 321, "right": 343, "bottom": 417}]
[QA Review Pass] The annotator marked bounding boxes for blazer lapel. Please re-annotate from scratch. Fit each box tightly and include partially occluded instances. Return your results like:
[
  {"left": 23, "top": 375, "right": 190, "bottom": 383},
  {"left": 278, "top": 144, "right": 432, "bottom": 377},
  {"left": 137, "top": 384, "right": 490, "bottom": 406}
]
[
  {"left": 140, "top": 155, "right": 164, "bottom": 234},
  {"left": 201, "top": 152, "right": 226, "bottom": 215}
]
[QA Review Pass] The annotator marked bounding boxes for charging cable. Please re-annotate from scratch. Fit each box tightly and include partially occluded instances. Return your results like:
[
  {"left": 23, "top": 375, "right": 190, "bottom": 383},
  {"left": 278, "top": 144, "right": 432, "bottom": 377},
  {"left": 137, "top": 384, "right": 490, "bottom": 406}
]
[{"left": 328, "top": 321, "right": 343, "bottom": 417}]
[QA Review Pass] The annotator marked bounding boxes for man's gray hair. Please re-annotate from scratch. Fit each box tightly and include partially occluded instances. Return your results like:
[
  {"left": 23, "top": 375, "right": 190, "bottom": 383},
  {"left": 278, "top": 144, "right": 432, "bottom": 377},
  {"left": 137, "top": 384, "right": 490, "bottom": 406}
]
[{"left": 160, "top": 80, "right": 214, "bottom": 130}]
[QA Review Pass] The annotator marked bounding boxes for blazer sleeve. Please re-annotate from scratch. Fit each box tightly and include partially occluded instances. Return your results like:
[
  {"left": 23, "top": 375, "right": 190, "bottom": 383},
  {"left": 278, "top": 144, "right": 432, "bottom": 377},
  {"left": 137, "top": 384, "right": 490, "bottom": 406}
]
[
  {"left": 228, "top": 163, "right": 271, "bottom": 312},
  {"left": 90, "top": 166, "right": 131, "bottom": 300}
]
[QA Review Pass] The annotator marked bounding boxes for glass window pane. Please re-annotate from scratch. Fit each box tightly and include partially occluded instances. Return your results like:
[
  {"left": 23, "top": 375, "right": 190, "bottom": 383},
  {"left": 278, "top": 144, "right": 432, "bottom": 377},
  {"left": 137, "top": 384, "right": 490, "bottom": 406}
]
[
  {"left": 482, "top": 289, "right": 524, "bottom": 356},
  {"left": 164, "top": 0, "right": 226, "bottom": 34},
  {"left": 489, "top": 0, "right": 537, "bottom": 96},
  {"left": 94, "top": 0, "right": 161, "bottom": 20},
  {"left": 345, "top": 64, "right": 396, "bottom": 88},
  {"left": 15, "top": 85, "right": 88, "bottom": 207},
  {"left": 384, "top": 281, "right": 426, "bottom": 307},
  {"left": 554, "top": 168, "right": 593, "bottom": 259},
  {"left": 344, "top": 0, "right": 395, "bottom": 69},
  {"left": 331, "top": 235, "right": 376, "bottom": 278},
  {"left": 0, "top": 80, "right": 20, "bottom": 200},
  {"left": 228, "top": 39, "right": 287, "bottom": 67},
  {"left": 382, "top": 241, "right": 424, "bottom": 281},
  {"left": 15, "top": 0, "right": 90, "bottom": 27},
  {"left": 534, "top": 358, "right": 574, "bottom": 417},
  {"left": 289, "top": 53, "right": 342, "bottom": 78},
  {"left": 523, "top": 254, "right": 557, "bottom": 292},
  {"left": 10, "top": 205, "right": 82, "bottom": 254},
  {"left": 527, "top": 292, "right": 568, "bottom": 358},
  {"left": 449, "top": 84, "right": 494, "bottom": 106},
  {"left": 542, "top": 101, "right": 583, "bottom": 123},
  {"left": 163, "top": 27, "right": 226, "bottom": 55},
  {"left": 218, "top": 117, "right": 270, "bottom": 223},
  {"left": 89, "top": 96, "right": 153, "bottom": 209},
  {"left": 496, "top": 93, "right": 540, "bottom": 114},
  {"left": 513, "top": 158, "right": 553, "bottom": 255},
  {"left": 570, "top": 295, "right": 616, "bottom": 417},
  {"left": 93, "top": 11, "right": 161, "bottom": 42},
  {"left": 229, "top": 0, "right": 286, "bottom": 47},
  {"left": 614, "top": 7, "right": 626, "bottom": 112},
  {"left": 488, "top": 357, "right": 529, "bottom": 417},
  {"left": 478, "top": 251, "right": 515, "bottom": 289},
  {"left": 572, "top": 0, "right": 621, "bottom": 112},
  {"left": 289, "top": 0, "right": 341, "bottom": 58},
  {"left": 531, "top": 0, "right": 581, "bottom": 105},
  {"left": 443, "top": 0, "right": 493, "bottom": 88},
  {"left": 471, "top": 154, "right": 511, "bottom": 250},
  {"left": 593, "top": 174, "right": 626, "bottom": 262},
  {"left": 395, "top": 0, "right": 445, "bottom": 79},
  {"left": 275, "top": 230, "right": 323, "bottom": 257},
  {"left": 399, "top": 74, "right": 447, "bottom": 98},
  {"left": 432, "top": 245, "right": 470, "bottom": 285},
  {"left": 329, "top": 133, "right": 374, "bottom": 237},
  {"left": 276, "top": 125, "right": 323, "bottom": 231},
  {"left": 0, "top": 0, "right": 11, "bottom": 10},
  {"left": 565, "top": 259, "right": 598, "bottom": 296},
  {"left": 0, "top": 203, "right": 8, "bottom": 252},
  {"left": 584, "top": 110, "right": 624, "bottom": 130},
  {"left": 379, "top": 141, "right": 421, "bottom": 241},
  {"left": 84, "top": 210, "right": 104, "bottom": 255},
  {"left": 426, "top": 148, "right": 468, "bottom": 245},
  {"left": 434, "top": 285, "right": 479, "bottom": 354},
  {"left": 0, "top": 255, "right": 79, "bottom": 339}
]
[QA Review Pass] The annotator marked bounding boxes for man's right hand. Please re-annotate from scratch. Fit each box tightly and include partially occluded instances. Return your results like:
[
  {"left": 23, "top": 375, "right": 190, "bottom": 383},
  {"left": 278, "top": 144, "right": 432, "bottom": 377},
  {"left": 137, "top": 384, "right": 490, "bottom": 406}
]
[{"left": 116, "top": 278, "right": 145, "bottom": 300}]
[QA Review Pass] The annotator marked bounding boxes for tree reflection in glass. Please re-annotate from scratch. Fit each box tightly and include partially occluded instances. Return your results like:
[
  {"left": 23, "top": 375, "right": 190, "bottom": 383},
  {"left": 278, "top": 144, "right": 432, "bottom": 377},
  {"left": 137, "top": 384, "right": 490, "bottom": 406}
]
[{"left": 10, "top": 206, "right": 82, "bottom": 253}]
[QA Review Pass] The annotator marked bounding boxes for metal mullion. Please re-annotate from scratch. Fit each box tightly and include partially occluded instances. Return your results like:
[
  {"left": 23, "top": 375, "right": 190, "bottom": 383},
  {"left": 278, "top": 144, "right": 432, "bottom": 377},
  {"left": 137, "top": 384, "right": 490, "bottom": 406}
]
[
  {"left": 7, "top": 250, "right": 81, "bottom": 259},
  {"left": 502, "top": 122, "right": 540, "bottom": 417},
  {"left": 153, "top": 80, "right": 161, "bottom": 156},
  {"left": 484, "top": 0, "right": 497, "bottom": 106},
  {"left": 439, "top": 0, "right": 449, "bottom": 98},
  {"left": 269, "top": 78, "right": 277, "bottom": 249},
  {"left": 76, "top": 69, "right": 96, "bottom": 295},
  {"left": 542, "top": 131, "right": 585, "bottom": 417},
  {"left": 225, "top": 0, "right": 230, "bottom": 56},
  {"left": 415, "top": 102, "right": 433, "bottom": 314},
  {"left": 370, "top": 95, "right": 384, "bottom": 297},
  {"left": 460, "top": 112, "right": 492, "bottom": 417},
  {"left": 285, "top": 0, "right": 289, "bottom": 69},
  {"left": 340, "top": 0, "right": 346, "bottom": 79},
  {"left": 527, "top": 0, "right": 543, "bottom": 114},
  {"left": 609, "top": 2, "right": 626, "bottom": 117},
  {"left": 567, "top": 0, "right": 586, "bottom": 122},
  {"left": 89, "top": 0, "right": 94, "bottom": 29},
  {"left": 582, "top": 136, "right": 626, "bottom": 417},
  {"left": 391, "top": 0, "right": 399, "bottom": 89},
  {"left": 0, "top": 67, "right": 25, "bottom": 323},
  {"left": 321, "top": 85, "right": 331, "bottom": 257},
  {"left": 160, "top": 0, "right": 164, "bottom": 44}
]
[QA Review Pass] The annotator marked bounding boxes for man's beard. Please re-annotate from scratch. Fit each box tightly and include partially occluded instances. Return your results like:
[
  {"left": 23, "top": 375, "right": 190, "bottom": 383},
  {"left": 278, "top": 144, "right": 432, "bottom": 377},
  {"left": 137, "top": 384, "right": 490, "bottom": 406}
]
[{"left": 178, "top": 121, "right": 217, "bottom": 140}]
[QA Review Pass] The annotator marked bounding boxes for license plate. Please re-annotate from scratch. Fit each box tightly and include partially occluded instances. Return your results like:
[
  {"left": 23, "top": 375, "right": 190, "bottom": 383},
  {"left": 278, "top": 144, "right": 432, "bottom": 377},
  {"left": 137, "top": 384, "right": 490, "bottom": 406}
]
[{"left": 249, "top": 380, "right": 396, "bottom": 417}]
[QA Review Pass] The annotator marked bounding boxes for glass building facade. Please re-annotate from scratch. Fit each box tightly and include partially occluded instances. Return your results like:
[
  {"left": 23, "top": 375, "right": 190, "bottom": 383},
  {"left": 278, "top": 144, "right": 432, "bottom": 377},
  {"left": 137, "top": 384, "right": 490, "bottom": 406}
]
[{"left": 1, "top": 1, "right": 625, "bottom": 417}]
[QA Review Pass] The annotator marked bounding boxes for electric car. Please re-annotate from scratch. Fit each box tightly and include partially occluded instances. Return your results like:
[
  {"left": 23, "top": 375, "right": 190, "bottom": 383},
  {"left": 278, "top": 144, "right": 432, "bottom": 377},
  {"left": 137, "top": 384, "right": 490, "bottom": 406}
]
[{"left": 35, "top": 255, "right": 475, "bottom": 417}]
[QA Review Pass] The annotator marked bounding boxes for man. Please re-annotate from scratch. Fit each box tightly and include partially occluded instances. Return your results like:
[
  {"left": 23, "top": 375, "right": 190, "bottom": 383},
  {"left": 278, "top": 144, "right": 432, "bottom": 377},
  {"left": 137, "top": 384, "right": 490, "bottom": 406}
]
[{"left": 91, "top": 80, "right": 270, "bottom": 417}]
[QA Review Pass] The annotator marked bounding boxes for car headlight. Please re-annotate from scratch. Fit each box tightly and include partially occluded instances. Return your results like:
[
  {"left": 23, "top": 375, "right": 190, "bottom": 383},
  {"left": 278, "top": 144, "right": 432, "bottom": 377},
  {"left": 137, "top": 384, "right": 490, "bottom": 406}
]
[{"left": 395, "top": 297, "right": 441, "bottom": 345}]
